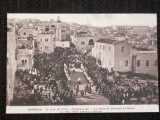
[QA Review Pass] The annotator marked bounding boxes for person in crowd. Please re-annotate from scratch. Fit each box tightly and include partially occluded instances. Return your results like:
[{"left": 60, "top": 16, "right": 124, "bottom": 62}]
[
  {"left": 81, "top": 90, "right": 84, "bottom": 97},
  {"left": 84, "top": 84, "right": 88, "bottom": 95},
  {"left": 76, "top": 84, "right": 79, "bottom": 96}
]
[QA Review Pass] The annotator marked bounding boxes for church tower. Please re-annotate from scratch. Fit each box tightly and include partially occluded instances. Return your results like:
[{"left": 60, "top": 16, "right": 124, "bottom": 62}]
[{"left": 56, "top": 16, "right": 62, "bottom": 41}]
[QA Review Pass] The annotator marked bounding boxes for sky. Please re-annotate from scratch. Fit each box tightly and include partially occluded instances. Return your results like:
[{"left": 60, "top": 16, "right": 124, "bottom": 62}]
[{"left": 8, "top": 14, "right": 157, "bottom": 27}]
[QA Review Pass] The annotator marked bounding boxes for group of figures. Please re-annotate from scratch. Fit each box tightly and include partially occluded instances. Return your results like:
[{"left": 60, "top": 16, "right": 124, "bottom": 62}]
[
  {"left": 12, "top": 46, "right": 158, "bottom": 105},
  {"left": 78, "top": 54, "right": 159, "bottom": 105},
  {"left": 12, "top": 47, "right": 77, "bottom": 105},
  {"left": 74, "top": 82, "right": 92, "bottom": 97}
]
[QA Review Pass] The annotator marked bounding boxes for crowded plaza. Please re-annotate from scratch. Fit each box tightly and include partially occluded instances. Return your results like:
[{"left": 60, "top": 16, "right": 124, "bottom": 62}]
[{"left": 11, "top": 45, "right": 158, "bottom": 106}]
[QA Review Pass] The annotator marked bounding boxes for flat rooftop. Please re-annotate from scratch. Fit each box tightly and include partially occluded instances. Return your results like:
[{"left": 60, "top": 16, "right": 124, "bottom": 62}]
[{"left": 137, "top": 51, "right": 157, "bottom": 53}]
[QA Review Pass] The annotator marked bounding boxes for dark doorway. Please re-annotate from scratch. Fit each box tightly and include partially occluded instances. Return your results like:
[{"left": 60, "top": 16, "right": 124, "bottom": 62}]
[
  {"left": 88, "top": 39, "right": 94, "bottom": 45},
  {"left": 51, "top": 25, "right": 55, "bottom": 28},
  {"left": 22, "top": 45, "right": 26, "bottom": 49}
]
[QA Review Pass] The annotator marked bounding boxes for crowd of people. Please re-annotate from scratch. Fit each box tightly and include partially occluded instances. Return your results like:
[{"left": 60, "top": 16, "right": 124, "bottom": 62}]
[
  {"left": 13, "top": 47, "right": 77, "bottom": 105},
  {"left": 78, "top": 54, "right": 158, "bottom": 105},
  {"left": 13, "top": 46, "right": 158, "bottom": 105}
]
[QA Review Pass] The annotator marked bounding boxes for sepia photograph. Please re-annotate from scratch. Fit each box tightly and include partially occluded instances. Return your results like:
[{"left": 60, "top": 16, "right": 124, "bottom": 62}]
[{"left": 6, "top": 14, "right": 158, "bottom": 113}]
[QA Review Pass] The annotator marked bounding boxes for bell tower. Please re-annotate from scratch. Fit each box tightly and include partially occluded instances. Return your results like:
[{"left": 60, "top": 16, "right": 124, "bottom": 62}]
[{"left": 56, "top": 16, "right": 62, "bottom": 41}]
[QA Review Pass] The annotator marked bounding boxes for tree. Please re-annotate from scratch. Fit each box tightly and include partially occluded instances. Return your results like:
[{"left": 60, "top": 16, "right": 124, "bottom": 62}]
[{"left": 45, "top": 27, "right": 49, "bottom": 31}]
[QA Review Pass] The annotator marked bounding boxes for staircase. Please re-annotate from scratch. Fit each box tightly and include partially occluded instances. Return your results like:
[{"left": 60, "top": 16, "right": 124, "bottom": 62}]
[{"left": 76, "top": 86, "right": 110, "bottom": 105}]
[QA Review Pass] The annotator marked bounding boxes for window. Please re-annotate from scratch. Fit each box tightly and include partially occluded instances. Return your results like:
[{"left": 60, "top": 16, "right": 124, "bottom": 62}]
[
  {"left": 24, "top": 32, "right": 26, "bottom": 35},
  {"left": 40, "top": 46, "right": 43, "bottom": 50},
  {"left": 22, "top": 60, "right": 25, "bottom": 64},
  {"left": 22, "top": 60, "right": 27, "bottom": 64},
  {"left": 40, "top": 38, "right": 42, "bottom": 41},
  {"left": 155, "top": 60, "right": 157, "bottom": 66},
  {"left": 109, "top": 46, "right": 111, "bottom": 51},
  {"left": 125, "top": 60, "right": 128, "bottom": 67},
  {"left": 100, "top": 44, "right": 101, "bottom": 49},
  {"left": 88, "top": 39, "right": 94, "bottom": 45},
  {"left": 137, "top": 60, "right": 140, "bottom": 67},
  {"left": 121, "top": 47, "right": 125, "bottom": 52},
  {"left": 103, "top": 45, "right": 105, "bottom": 50},
  {"left": 81, "top": 41, "right": 85, "bottom": 45},
  {"left": 146, "top": 60, "right": 149, "bottom": 67},
  {"left": 45, "top": 46, "right": 49, "bottom": 50},
  {"left": 45, "top": 38, "right": 48, "bottom": 42}
]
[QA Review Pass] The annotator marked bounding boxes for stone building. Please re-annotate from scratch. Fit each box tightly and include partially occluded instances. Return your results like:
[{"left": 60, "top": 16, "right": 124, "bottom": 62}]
[
  {"left": 7, "top": 19, "right": 17, "bottom": 105},
  {"left": 128, "top": 26, "right": 149, "bottom": 36},
  {"left": 92, "top": 38, "right": 158, "bottom": 77},
  {"left": 16, "top": 49, "right": 34, "bottom": 70},
  {"left": 36, "top": 33, "right": 55, "bottom": 54},
  {"left": 70, "top": 35, "right": 95, "bottom": 52},
  {"left": 114, "top": 26, "right": 127, "bottom": 35},
  {"left": 16, "top": 34, "right": 35, "bottom": 70},
  {"left": 92, "top": 39, "right": 132, "bottom": 72},
  {"left": 18, "top": 28, "right": 38, "bottom": 38},
  {"left": 131, "top": 50, "right": 158, "bottom": 78}
]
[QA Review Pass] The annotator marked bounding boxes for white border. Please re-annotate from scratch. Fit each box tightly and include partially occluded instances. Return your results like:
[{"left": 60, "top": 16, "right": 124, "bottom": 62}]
[{"left": 6, "top": 105, "right": 159, "bottom": 113}]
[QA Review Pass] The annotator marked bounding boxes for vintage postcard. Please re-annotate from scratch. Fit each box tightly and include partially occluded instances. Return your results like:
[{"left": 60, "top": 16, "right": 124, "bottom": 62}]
[{"left": 6, "top": 14, "right": 158, "bottom": 113}]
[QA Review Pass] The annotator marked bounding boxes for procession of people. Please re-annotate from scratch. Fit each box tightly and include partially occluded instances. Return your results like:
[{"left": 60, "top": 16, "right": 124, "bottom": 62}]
[
  {"left": 13, "top": 47, "right": 77, "bottom": 105},
  {"left": 78, "top": 54, "right": 158, "bottom": 105},
  {"left": 12, "top": 46, "right": 158, "bottom": 106}
]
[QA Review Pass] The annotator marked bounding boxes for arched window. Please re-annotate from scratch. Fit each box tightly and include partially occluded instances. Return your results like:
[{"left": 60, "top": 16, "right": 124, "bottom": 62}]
[
  {"left": 121, "top": 47, "right": 125, "bottom": 52},
  {"left": 146, "top": 60, "right": 149, "bottom": 67},
  {"left": 34, "top": 42, "right": 37, "bottom": 48},
  {"left": 125, "top": 60, "right": 128, "bottom": 67},
  {"left": 88, "top": 39, "right": 94, "bottom": 45},
  {"left": 137, "top": 60, "right": 140, "bottom": 67},
  {"left": 81, "top": 41, "right": 85, "bottom": 45},
  {"left": 22, "top": 45, "right": 26, "bottom": 49},
  {"left": 22, "top": 60, "right": 25, "bottom": 64},
  {"left": 45, "top": 38, "right": 48, "bottom": 42}
]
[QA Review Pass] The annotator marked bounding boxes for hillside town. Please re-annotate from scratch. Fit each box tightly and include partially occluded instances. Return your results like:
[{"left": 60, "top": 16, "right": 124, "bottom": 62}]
[{"left": 7, "top": 15, "right": 158, "bottom": 106}]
